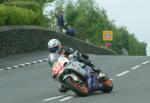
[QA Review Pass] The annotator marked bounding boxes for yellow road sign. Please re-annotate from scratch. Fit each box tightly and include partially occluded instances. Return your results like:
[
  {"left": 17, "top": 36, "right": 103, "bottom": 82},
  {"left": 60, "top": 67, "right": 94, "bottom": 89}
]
[{"left": 102, "top": 31, "right": 113, "bottom": 41}]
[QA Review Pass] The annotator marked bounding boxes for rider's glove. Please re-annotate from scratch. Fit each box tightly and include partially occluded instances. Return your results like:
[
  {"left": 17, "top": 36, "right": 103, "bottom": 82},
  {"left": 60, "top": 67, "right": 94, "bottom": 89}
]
[
  {"left": 68, "top": 54, "right": 74, "bottom": 59},
  {"left": 68, "top": 51, "right": 82, "bottom": 61}
]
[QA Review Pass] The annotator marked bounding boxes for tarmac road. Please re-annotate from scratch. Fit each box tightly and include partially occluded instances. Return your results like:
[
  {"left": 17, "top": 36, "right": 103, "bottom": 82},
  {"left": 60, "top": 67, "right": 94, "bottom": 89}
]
[{"left": 0, "top": 51, "right": 150, "bottom": 103}]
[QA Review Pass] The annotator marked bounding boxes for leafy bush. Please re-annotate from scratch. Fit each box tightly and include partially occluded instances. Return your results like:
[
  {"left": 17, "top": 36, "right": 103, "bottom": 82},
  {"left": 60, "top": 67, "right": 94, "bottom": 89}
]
[
  {"left": 0, "top": 4, "right": 43, "bottom": 26},
  {"left": 4, "top": 1, "right": 42, "bottom": 13},
  {"left": 1, "top": 0, "right": 55, "bottom": 6},
  {"left": 0, "top": 5, "right": 7, "bottom": 25}
]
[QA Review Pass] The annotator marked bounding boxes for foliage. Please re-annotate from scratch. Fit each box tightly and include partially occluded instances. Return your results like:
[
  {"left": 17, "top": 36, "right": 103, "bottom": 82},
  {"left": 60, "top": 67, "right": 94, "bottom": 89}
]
[
  {"left": 0, "top": 4, "right": 43, "bottom": 25},
  {"left": 0, "top": 0, "right": 147, "bottom": 55},
  {"left": 128, "top": 34, "right": 147, "bottom": 55},
  {"left": 0, "top": 5, "right": 7, "bottom": 25},
  {"left": 0, "top": 0, "right": 55, "bottom": 26},
  {"left": 4, "top": 1, "right": 42, "bottom": 12},
  {"left": 0, "top": 0, "right": 55, "bottom": 6},
  {"left": 51, "top": 0, "right": 147, "bottom": 55}
]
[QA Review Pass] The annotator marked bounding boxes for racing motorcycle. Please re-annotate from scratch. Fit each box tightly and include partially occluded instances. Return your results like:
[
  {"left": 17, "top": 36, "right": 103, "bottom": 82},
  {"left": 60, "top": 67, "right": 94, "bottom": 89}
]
[{"left": 50, "top": 53, "right": 113, "bottom": 96}]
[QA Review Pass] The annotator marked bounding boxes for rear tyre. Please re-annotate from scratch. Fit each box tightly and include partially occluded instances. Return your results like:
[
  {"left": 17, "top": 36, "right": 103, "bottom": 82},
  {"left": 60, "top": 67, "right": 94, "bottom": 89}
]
[
  {"left": 64, "top": 76, "right": 89, "bottom": 96},
  {"left": 101, "top": 79, "right": 113, "bottom": 93}
]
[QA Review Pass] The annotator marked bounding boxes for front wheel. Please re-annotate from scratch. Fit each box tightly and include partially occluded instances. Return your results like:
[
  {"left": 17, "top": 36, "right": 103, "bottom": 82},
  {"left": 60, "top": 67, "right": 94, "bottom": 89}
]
[{"left": 64, "top": 76, "right": 89, "bottom": 96}]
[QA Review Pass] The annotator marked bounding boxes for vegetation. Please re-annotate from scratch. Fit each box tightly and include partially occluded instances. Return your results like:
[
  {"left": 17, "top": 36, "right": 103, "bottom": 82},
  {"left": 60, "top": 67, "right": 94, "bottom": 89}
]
[
  {"left": 0, "top": 0, "right": 54, "bottom": 26},
  {"left": 4, "top": 1, "right": 42, "bottom": 12},
  {"left": 0, "top": 0, "right": 55, "bottom": 6},
  {"left": 0, "top": 4, "right": 43, "bottom": 25},
  {"left": 0, "top": 0, "right": 147, "bottom": 55},
  {"left": 48, "top": 0, "right": 147, "bottom": 55}
]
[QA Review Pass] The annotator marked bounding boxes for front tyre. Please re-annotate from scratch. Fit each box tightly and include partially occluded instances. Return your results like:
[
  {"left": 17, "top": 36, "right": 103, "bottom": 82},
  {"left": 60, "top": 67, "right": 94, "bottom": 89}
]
[{"left": 64, "top": 76, "right": 89, "bottom": 96}]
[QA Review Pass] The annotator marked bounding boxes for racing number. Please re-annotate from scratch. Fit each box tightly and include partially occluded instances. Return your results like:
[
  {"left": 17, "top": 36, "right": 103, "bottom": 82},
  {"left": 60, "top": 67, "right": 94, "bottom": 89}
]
[{"left": 51, "top": 62, "right": 63, "bottom": 76}]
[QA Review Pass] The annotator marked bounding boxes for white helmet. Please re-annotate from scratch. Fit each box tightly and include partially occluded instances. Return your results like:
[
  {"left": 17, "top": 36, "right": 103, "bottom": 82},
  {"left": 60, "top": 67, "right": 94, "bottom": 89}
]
[{"left": 48, "top": 39, "right": 61, "bottom": 53}]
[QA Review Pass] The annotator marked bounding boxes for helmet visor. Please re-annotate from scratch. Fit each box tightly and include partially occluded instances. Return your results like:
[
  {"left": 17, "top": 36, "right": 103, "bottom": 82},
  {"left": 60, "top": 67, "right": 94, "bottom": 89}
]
[{"left": 49, "top": 46, "right": 59, "bottom": 53}]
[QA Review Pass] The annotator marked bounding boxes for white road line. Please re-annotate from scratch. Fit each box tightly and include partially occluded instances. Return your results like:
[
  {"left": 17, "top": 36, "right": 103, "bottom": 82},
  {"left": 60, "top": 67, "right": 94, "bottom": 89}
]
[
  {"left": 6, "top": 67, "right": 12, "bottom": 70},
  {"left": 131, "top": 65, "right": 141, "bottom": 70},
  {"left": 59, "top": 96, "right": 74, "bottom": 102},
  {"left": 42, "top": 95, "right": 66, "bottom": 102},
  {"left": 19, "top": 64, "right": 26, "bottom": 66},
  {"left": 13, "top": 65, "right": 19, "bottom": 68},
  {"left": 38, "top": 60, "right": 43, "bottom": 62},
  {"left": 32, "top": 61, "right": 38, "bottom": 64},
  {"left": 142, "top": 61, "right": 150, "bottom": 65},
  {"left": 0, "top": 58, "right": 48, "bottom": 71},
  {"left": 25, "top": 63, "right": 31, "bottom": 65},
  {"left": 116, "top": 71, "right": 130, "bottom": 77}
]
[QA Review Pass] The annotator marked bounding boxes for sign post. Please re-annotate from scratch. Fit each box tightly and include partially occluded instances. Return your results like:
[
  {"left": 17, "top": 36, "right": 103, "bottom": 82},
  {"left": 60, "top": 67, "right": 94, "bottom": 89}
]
[{"left": 102, "top": 31, "right": 113, "bottom": 48}]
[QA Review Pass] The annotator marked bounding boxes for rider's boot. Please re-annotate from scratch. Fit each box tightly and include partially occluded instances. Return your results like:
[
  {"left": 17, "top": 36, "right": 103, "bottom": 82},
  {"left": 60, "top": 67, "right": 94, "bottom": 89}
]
[{"left": 58, "top": 84, "right": 69, "bottom": 93}]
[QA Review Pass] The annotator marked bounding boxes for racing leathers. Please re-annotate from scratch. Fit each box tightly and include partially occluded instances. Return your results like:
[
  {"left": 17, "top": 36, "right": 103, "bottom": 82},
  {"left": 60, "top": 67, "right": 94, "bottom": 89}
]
[{"left": 57, "top": 46, "right": 101, "bottom": 72}]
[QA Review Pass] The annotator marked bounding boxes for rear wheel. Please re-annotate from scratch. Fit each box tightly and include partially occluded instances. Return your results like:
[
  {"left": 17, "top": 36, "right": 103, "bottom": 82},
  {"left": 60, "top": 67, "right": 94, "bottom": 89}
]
[
  {"left": 64, "top": 76, "right": 89, "bottom": 96},
  {"left": 101, "top": 79, "right": 113, "bottom": 93}
]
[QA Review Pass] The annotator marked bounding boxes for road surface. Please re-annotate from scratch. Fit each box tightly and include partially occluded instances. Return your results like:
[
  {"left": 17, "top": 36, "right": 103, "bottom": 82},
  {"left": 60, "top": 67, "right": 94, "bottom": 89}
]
[{"left": 0, "top": 51, "right": 150, "bottom": 103}]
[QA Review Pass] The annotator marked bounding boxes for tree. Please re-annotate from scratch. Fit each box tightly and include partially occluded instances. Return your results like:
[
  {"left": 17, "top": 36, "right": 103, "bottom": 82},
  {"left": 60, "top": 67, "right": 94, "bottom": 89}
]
[
  {"left": 1, "top": 0, "right": 147, "bottom": 55},
  {"left": 0, "top": 0, "right": 55, "bottom": 6},
  {"left": 48, "top": 0, "right": 147, "bottom": 55}
]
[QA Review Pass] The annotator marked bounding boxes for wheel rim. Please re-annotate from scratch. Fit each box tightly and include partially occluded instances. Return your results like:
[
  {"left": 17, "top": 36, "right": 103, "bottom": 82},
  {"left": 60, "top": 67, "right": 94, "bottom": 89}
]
[{"left": 69, "top": 77, "right": 88, "bottom": 94}]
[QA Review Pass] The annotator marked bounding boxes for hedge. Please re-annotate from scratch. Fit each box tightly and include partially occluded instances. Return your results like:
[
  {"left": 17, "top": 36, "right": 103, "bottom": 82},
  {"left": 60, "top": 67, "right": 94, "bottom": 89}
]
[
  {"left": 4, "top": 1, "right": 42, "bottom": 13},
  {"left": 0, "top": 5, "right": 7, "bottom": 25},
  {"left": 0, "top": 4, "right": 43, "bottom": 26},
  {"left": 0, "top": 26, "right": 116, "bottom": 58}
]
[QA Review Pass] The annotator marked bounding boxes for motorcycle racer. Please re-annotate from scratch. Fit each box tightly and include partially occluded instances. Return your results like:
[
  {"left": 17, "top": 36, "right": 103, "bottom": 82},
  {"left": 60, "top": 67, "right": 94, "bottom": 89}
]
[{"left": 48, "top": 39, "right": 107, "bottom": 93}]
